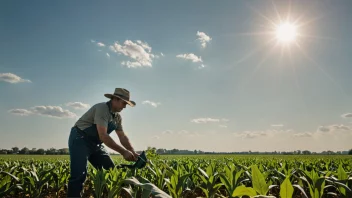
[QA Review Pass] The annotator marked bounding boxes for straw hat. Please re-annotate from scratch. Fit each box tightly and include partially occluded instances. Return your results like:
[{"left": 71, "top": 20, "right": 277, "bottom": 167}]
[{"left": 104, "top": 88, "right": 136, "bottom": 107}]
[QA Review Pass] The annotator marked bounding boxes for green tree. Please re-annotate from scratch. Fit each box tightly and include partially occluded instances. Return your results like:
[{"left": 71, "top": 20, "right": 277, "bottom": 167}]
[
  {"left": 12, "top": 147, "right": 19, "bottom": 154},
  {"left": 19, "top": 147, "right": 29, "bottom": 154},
  {"left": 348, "top": 149, "right": 352, "bottom": 155},
  {"left": 36, "top": 148, "right": 45, "bottom": 155}
]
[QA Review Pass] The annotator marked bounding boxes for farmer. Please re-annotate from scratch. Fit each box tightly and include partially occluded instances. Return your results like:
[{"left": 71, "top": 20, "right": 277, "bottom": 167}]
[{"left": 67, "top": 88, "right": 139, "bottom": 197}]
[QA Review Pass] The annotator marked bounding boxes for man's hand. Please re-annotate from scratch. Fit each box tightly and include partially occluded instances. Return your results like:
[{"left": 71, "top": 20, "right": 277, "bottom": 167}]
[
  {"left": 122, "top": 150, "right": 137, "bottom": 161},
  {"left": 132, "top": 151, "right": 140, "bottom": 159}
]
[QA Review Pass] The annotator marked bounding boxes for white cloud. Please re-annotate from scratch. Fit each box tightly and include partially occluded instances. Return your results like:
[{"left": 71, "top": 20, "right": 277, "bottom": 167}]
[
  {"left": 8, "top": 109, "right": 32, "bottom": 116},
  {"left": 106, "top": 53, "right": 110, "bottom": 58},
  {"left": 293, "top": 132, "right": 313, "bottom": 138},
  {"left": 121, "top": 61, "right": 142, "bottom": 68},
  {"left": 219, "top": 125, "right": 228, "bottom": 128},
  {"left": 191, "top": 117, "right": 229, "bottom": 124},
  {"left": 66, "top": 102, "right": 90, "bottom": 110},
  {"left": 271, "top": 124, "right": 284, "bottom": 127},
  {"left": 176, "top": 53, "right": 202, "bottom": 63},
  {"left": 317, "top": 124, "right": 351, "bottom": 133},
  {"left": 198, "top": 64, "right": 206, "bottom": 69},
  {"left": 191, "top": 118, "right": 220, "bottom": 124},
  {"left": 97, "top": 42, "right": 105, "bottom": 47},
  {"left": 161, "top": 53, "right": 164, "bottom": 57},
  {"left": 196, "top": 31, "right": 212, "bottom": 48},
  {"left": 331, "top": 124, "right": 351, "bottom": 131},
  {"left": 342, "top": 113, "right": 352, "bottom": 118},
  {"left": 109, "top": 40, "right": 157, "bottom": 68},
  {"left": 9, "top": 106, "right": 76, "bottom": 119},
  {"left": 318, "top": 126, "right": 330, "bottom": 132},
  {"left": 91, "top": 40, "right": 96, "bottom": 43},
  {"left": 234, "top": 131, "right": 267, "bottom": 139},
  {"left": 0, "top": 73, "right": 31, "bottom": 84},
  {"left": 31, "top": 106, "right": 77, "bottom": 118},
  {"left": 142, "top": 100, "right": 161, "bottom": 107},
  {"left": 162, "top": 130, "right": 173, "bottom": 135}
]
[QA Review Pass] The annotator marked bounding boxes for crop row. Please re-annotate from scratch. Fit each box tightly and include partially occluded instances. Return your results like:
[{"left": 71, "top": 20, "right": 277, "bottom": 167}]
[{"left": 1, "top": 156, "right": 352, "bottom": 197}]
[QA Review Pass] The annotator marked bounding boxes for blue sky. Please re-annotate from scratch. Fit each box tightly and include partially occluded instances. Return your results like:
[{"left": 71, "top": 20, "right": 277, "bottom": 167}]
[{"left": 1, "top": 0, "right": 352, "bottom": 153}]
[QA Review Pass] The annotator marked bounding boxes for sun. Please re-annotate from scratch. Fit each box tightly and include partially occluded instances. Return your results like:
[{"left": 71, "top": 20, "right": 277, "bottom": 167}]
[{"left": 275, "top": 22, "right": 297, "bottom": 43}]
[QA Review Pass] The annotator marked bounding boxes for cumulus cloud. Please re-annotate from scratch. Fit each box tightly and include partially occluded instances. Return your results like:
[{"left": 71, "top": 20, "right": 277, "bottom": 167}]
[
  {"left": 342, "top": 113, "right": 352, "bottom": 118},
  {"left": 66, "top": 102, "right": 90, "bottom": 110},
  {"left": 9, "top": 106, "right": 76, "bottom": 119},
  {"left": 293, "top": 132, "right": 313, "bottom": 138},
  {"left": 0, "top": 73, "right": 31, "bottom": 84},
  {"left": 331, "top": 124, "right": 351, "bottom": 131},
  {"left": 198, "top": 64, "right": 206, "bottom": 69},
  {"left": 142, "top": 100, "right": 161, "bottom": 107},
  {"left": 196, "top": 31, "right": 212, "bottom": 48},
  {"left": 162, "top": 130, "right": 173, "bottom": 135},
  {"left": 97, "top": 42, "right": 105, "bottom": 47},
  {"left": 176, "top": 53, "right": 202, "bottom": 63},
  {"left": 317, "top": 124, "right": 351, "bottom": 133},
  {"left": 271, "top": 124, "right": 284, "bottom": 127},
  {"left": 234, "top": 131, "right": 267, "bottom": 139},
  {"left": 109, "top": 40, "right": 157, "bottom": 68},
  {"left": 191, "top": 117, "right": 229, "bottom": 124},
  {"left": 161, "top": 53, "right": 164, "bottom": 57},
  {"left": 8, "top": 109, "right": 32, "bottom": 116},
  {"left": 31, "top": 106, "right": 77, "bottom": 118},
  {"left": 106, "top": 53, "right": 110, "bottom": 58},
  {"left": 191, "top": 118, "right": 220, "bottom": 124},
  {"left": 318, "top": 126, "right": 330, "bottom": 132}
]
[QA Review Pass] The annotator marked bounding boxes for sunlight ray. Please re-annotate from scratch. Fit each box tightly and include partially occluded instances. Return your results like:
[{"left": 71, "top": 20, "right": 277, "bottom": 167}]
[
  {"left": 271, "top": 0, "right": 283, "bottom": 23},
  {"left": 295, "top": 42, "right": 346, "bottom": 96}
]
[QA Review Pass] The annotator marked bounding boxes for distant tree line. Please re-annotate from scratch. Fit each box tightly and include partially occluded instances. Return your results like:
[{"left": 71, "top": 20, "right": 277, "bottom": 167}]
[
  {"left": 1, "top": 146, "right": 352, "bottom": 155},
  {"left": 0, "top": 147, "right": 69, "bottom": 155},
  {"left": 151, "top": 147, "right": 352, "bottom": 155}
]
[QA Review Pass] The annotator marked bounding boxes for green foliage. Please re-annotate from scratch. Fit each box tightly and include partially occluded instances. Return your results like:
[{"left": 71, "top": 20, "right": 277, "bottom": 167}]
[{"left": 0, "top": 155, "right": 351, "bottom": 197}]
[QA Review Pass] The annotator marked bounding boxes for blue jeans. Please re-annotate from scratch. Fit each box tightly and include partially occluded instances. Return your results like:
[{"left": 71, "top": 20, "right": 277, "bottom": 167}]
[{"left": 67, "top": 126, "right": 115, "bottom": 197}]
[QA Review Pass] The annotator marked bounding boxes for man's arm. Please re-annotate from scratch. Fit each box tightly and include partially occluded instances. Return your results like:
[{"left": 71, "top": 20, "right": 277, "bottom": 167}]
[
  {"left": 96, "top": 125, "right": 127, "bottom": 154},
  {"left": 116, "top": 130, "right": 138, "bottom": 155}
]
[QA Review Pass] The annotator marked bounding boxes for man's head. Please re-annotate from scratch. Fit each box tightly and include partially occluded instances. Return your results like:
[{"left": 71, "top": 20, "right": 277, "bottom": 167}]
[
  {"left": 110, "top": 97, "right": 127, "bottom": 112},
  {"left": 104, "top": 88, "right": 136, "bottom": 112}
]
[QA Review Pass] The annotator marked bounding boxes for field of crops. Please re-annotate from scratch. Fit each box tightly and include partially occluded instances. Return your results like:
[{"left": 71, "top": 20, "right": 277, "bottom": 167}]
[{"left": 0, "top": 154, "right": 351, "bottom": 198}]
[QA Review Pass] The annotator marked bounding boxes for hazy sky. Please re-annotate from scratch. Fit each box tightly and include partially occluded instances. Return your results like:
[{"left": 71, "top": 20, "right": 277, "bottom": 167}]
[{"left": 1, "top": 0, "right": 352, "bottom": 153}]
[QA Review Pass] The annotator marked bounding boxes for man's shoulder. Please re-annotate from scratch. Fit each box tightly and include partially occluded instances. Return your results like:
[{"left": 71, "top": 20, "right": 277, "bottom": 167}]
[{"left": 90, "top": 102, "right": 108, "bottom": 110}]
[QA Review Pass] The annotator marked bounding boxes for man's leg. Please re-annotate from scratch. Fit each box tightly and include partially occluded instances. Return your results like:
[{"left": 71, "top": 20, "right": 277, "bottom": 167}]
[
  {"left": 88, "top": 145, "right": 115, "bottom": 170},
  {"left": 67, "top": 127, "right": 90, "bottom": 197}
]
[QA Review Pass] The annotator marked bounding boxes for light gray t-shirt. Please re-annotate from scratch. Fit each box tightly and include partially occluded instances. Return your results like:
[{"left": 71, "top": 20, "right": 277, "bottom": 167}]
[{"left": 74, "top": 102, "right": 123, "bottom": 132}]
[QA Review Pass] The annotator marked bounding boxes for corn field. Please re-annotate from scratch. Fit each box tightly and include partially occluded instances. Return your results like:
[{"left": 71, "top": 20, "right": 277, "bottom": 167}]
[{"left": 0, "top": 155, "right": 351, "bottom": 198}]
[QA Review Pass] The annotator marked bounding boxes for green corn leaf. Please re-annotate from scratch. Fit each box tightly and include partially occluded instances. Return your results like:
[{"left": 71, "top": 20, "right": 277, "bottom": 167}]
[
  {"left": 292, "top": 184, "right": 308, "bottom": 198},
  {"left": 219, "top": 174, "right": 232, "bottom": 193},
  {"left": 280, "top": 176, "right": 294, "bottom": 198},
  {"left": 0, "top": 171, "right": 20, "bottom": 182},
  {"left": 232, "top": 185, "right": 257, "bottom": 197},
  {"left": 338, "top": 163, "right": 347, "bottom": 181},
  {"left": 334, "top": 181, "right": 351, "bottom": 196},
  {"left": 198, "top": 167, "right": 209, "bottom": 179},
  {"left": 252, "top": 165, "right": 269, "bottom": 195},
  {"left": 123, "top": 177, "right": 172, "bottom": 198}
]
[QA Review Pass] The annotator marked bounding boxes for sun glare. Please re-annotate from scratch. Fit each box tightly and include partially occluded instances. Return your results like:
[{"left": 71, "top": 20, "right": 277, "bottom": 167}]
[{"left": 275, "top": 22, "right": 297, "bottom": 43}]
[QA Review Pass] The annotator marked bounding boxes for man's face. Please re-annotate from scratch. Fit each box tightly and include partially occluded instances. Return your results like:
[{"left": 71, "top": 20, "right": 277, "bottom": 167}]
[{"left": 111, "top": 97, "right": 127, "bottom": 112}]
